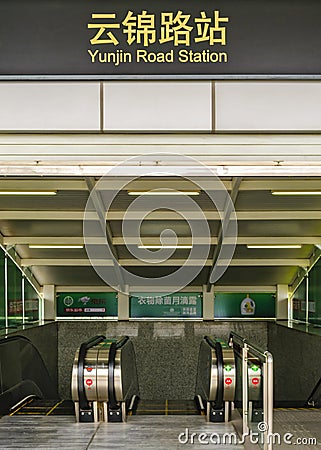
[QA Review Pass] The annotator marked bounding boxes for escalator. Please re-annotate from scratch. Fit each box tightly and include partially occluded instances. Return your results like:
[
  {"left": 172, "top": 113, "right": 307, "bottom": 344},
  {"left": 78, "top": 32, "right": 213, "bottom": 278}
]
[
  {"left": 71, "top": 334, "right": 238, "bottom": 423},
  {"left": 0, "top": 335, "right": 59, "bottom": 416},
  {"left": 195, "top": 336, "right": 236, "bottom": 422},
  {"left": 71, "top": 335, "right": 139, "bottom": 422}
]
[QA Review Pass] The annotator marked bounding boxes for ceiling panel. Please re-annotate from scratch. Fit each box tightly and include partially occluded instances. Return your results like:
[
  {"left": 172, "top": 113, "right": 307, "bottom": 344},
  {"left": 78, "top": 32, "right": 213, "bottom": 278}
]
[
  {"left": 0, "top": 175, "right": 320, "bottom": 288},
  {"left": 234, "top": 245, "right": 313, "bottom": 259},
  {"left": 0, "top": 190, "right": 88, "bottom": 210},
  {"left": 31, "top": 266, "right": 107, "bottom": 286},
  {"left": 216, "top": 266, "right": 298, "bottom": 286},
  {"left": 238, "top": 220, "right": 321, "bottom": 237},
  {"left": 0, "top": 220, "right": 83, "bottom": 237},
  {"left": 236, "top": 190, "right": 321, "bottom": 211}
]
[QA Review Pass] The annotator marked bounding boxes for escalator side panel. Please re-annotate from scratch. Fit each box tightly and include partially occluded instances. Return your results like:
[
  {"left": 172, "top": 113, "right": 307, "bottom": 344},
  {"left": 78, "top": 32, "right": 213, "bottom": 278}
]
[
  {"left": 117, "top": 340, "right": 139, "bottom": 403},
  {"left": 195, "top": 340, "right": 215, "bottom": 401},
  {"left": 0, "top": 335, "right": 58, "bottom": 415},
  {"left": 222, "top": 348, "right": 236, "bottom": 402}
]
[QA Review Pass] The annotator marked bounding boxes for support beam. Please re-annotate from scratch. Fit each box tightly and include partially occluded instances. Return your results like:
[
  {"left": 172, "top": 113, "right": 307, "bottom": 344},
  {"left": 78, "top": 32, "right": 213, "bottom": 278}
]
[
  {"left": 2, "top": 210, "right": 321, "bottom": 221},
  {"left": 212, "top": 285, "right": 277, "bottom": 293},
  {"left": 3, "top": 236, "right": 321, "bottom": 246},
  {"left": 207, "top": 176, "right": 242, "bottom": 290},
  {"left": 20, "top": 258, "right": 310, "bottom": 267},
  {"left": 2, "top": 165, "right": 321, "bottom": 177},
  {"left": 21, "top": 258, "right": 114, "bottom": 266},
  {"left": 0, "top": 179, "right": 87, "bottom": 190},
  {"left": 85, "top": 176, "right": 125, "bottom": 291},
  {"left": 56, "top": 285, "right": 116, "bottom": 292},
  {"left": 1, "top": 177, "right": 321, "bottom": 192}
]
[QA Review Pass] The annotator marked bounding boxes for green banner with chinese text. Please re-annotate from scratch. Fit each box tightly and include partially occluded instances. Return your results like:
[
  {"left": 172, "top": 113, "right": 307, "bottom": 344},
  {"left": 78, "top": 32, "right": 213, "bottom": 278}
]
[
  {"left": 130, "top": 293, "right": 202, "bottom": 318},
  {"left": 56, "top": 292, "right": 117, "bottom": 318}
]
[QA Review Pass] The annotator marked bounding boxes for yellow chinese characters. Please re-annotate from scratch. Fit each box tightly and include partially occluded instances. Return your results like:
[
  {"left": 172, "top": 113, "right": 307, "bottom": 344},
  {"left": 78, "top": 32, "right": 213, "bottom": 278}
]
[
  {"left": 88, "top": 10, "right": 229, "bottom": 47},
  {"left": 87, "top": 14, "right": 120, "bottom": 45}
]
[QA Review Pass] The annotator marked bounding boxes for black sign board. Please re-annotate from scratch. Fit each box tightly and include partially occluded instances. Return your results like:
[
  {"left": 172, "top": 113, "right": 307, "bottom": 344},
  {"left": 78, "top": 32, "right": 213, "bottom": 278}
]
[{"left": 0, "top": 0, "right": 320, "bottom": 78}]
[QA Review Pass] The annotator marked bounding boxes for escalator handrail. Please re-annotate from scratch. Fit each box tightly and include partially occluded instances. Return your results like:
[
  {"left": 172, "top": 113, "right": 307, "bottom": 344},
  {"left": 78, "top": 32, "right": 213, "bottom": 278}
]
[
  {"left": 108, "top": 335, "right": 129, "bottom": 410},
  {"left": 0, "top": 335, "right": 32, "bottom": 345},
  {"left": 215, "top": 341, "right": 224, "bottom": 410},
  {"left": 116, "top": 336, "right": 129, "bottom": 349},
  {"left": 203, "top": 336, "right": 224, "bottom": 409},
  {"left": 108, "top": 342, "right": 118, "bottom": 410},
  {"left": 78, "top": 335, "right": 106, "bottom": 411},
  {"left": 0, "top": 334, "right": 58, "bottom": 401},
  {"left": 204, "top": 335, "right": 216, "bottom": 348}
]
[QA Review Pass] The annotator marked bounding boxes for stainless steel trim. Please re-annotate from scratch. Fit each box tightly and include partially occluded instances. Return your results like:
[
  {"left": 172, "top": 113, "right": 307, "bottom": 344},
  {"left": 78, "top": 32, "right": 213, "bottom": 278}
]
[
  {"left": 83, "top": 348, "right": 99, "bottom": 402},
  {"left": 1, "top": 75, "right": 320, "bottom": 80},
  {"left": 96, "top": 347, "right": 110, "bottom": 402},
  {"left": 114, "top": 348, "right": 123, "bottom": 402},
  {"left": 71, "top": 348, "right": 80, "bottom": 402},
  {"left": 242, "top": 344, "right": 249, "bottom": 435},
  {"left": 209, "top": 348, "right": 218, "bottom": 401},
  {"left": 222, "top": 348, "right": 236, "bottom": 402},
  {"left": 266, "top": 352, "right": 274, "bottom": 450}
]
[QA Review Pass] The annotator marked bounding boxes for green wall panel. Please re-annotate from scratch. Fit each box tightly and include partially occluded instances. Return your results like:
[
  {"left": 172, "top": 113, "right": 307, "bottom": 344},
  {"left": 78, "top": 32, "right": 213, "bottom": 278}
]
[
  {"left": 7, "top": 258, "right": 23, "bottom": 326},
  {"left": 56, "top": 292, "right": 118, "bottom": 318},
  {"left": 214, "top": 293, "right": 275, "bottom": 319},
  {"left": 292, "top": 278, "right": 307, "bottom": 322},
  {"left": 308, "top": 260, "right": 321, "bottom": 324},
  {"left": 130, "top": 293, "right": 202, "bottom": 319}
]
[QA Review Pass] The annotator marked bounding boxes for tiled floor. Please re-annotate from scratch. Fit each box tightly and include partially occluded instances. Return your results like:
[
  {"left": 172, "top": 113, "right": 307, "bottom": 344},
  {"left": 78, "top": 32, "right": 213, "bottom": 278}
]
[
  {"left": 273, "top": 409, "right": 321, "bottom": 450},
  {"left": 0, "top": 415, "right": 244, "bottom": 450},
  {"left": 2, "top": 410, "right": 321, "bottom": 449}
]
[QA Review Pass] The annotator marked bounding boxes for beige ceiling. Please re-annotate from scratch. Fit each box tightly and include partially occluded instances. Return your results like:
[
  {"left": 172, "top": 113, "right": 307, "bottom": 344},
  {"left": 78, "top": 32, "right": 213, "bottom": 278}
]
[{"left": 0, "top": 176, "right": 320, "bottom": 290}]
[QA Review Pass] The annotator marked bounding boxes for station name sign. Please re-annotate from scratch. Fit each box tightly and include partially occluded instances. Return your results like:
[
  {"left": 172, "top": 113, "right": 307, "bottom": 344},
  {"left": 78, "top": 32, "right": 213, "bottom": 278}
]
[{"left": 0, "top": 0, "right": 320, "bottom": 78}]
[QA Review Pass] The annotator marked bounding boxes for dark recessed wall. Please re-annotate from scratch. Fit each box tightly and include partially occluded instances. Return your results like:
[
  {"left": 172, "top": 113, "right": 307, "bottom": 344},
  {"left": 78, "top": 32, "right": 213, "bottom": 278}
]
[
  {"left": 268, "top": 322, "right": 321, "bottom": 407},
  {"left": 58, "top": 320, "right": 268, "bottom": 400},
  {"left": 11, "top": 321, "right": 58, "bottom": 393}
]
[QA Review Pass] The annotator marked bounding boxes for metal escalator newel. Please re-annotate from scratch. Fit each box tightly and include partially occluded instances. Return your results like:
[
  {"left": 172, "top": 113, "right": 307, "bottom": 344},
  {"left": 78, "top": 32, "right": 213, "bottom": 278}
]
[
  {"left": 196, "top": 336, "right": 236, "bottom": 423},
  {"left": 72, "top": 336, "right": 139, "bottom": 423}
]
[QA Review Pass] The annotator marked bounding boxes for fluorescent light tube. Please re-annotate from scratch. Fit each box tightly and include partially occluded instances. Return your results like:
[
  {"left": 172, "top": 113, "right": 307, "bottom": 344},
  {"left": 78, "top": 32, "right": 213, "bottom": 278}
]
[
  {"left": 0, "top": 191, "right": 57, "bottom": 196},
  {"left": 247, "top": 244, "right": 302, "bottom": 249},
  {"left": 272, "top": 191, "right": 321, "bottom": 196},
  {"left": 138, "top": 245, "right": 192, "bottom": 249},
  {"left": 128, "top": 191, "right": 199, "bottom": 196},
  {"left": 29, "top": 244, "right": 84, "bottom": 249}
]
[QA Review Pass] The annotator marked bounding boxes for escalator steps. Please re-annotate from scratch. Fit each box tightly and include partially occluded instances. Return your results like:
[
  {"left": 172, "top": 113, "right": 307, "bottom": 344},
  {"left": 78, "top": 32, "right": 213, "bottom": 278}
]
[
  {"left": 12, "top": 399, "right": 74, "bottom": 416},
  {"left": 133, "top": 400, "right": 199, "bottom": 415}
]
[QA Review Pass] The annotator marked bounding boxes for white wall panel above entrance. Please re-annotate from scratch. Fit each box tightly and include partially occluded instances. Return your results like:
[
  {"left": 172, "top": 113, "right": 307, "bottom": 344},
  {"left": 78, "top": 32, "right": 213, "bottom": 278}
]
[
  {"left": 0, "top": 82, "right": 100, "bottom": 131},
  {"left": 1, "top": 134, "right": 321, "bottom": 175},
  {"left": 215, "top": 82, "right": 321, "bottom": 131},
  {"left": 104, "top": 82, "right": 212, "bottom": 131}
]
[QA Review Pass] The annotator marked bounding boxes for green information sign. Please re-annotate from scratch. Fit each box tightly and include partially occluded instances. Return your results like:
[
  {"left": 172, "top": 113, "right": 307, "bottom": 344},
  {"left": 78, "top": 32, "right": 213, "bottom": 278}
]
[
  {"left": 130, "top": 293, "right": 202, "bottom": 319},
  {"left": 56, "top": 292, "right": 118, "bottom": 318},
  {"left": 214, "top": 293, "right": 275, "bottom": 319}
]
